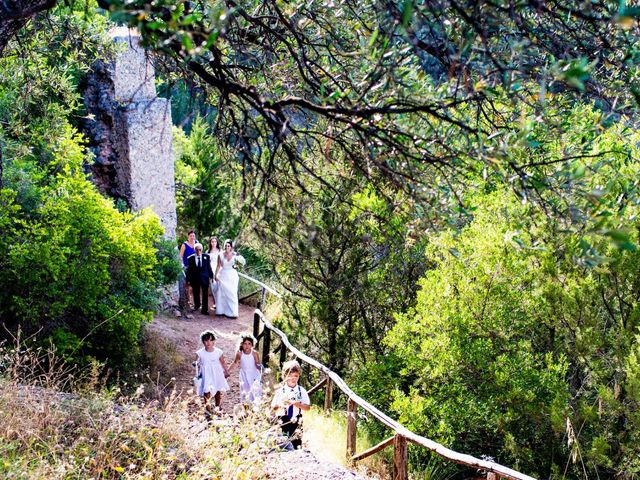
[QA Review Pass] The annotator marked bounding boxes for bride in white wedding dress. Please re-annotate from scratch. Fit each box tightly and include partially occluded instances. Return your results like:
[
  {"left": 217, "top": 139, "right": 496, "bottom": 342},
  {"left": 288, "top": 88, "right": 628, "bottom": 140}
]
[{"left": 215, "top": 239, "right": 245, "bottom": 318}]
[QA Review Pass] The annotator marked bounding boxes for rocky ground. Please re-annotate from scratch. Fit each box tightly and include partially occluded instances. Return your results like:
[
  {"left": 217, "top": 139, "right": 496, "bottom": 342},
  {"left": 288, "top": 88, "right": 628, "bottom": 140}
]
[{"left": 263, "top": 449, "right": 379, "bottom": 480}]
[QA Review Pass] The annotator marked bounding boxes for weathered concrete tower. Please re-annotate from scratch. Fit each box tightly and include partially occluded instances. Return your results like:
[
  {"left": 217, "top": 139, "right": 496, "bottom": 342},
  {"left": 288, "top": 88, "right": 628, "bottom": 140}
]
[{"left": 82, "top": 27, "right": 177, "bottom": 239}]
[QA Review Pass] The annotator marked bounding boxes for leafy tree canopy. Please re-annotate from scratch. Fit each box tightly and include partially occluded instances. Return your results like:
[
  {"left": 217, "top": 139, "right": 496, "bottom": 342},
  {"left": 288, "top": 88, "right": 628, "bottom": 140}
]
[
  {"left": 385, "top": 109, "right": 640, "bottom": 477},
  {"left": 90, "top": 0, "right": 640, "bottom": 247},
  {"left": 173, "top": 116, "right": 239, "bottom": 239}
]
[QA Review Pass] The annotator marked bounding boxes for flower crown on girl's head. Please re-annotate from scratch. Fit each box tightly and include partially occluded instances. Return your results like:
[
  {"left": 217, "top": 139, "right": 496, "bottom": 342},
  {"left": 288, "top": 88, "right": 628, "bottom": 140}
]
[
  {"left": 200, "top": 330, "right": 217, "bottom": 342},
  {"left": 238, "top": 333, "right": 257, "bottom": 350}
]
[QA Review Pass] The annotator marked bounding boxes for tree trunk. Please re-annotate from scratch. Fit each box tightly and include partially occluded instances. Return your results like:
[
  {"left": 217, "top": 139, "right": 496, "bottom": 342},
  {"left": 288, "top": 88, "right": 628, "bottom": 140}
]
[{"left": 0, "top": 1, "right": 58, "bottom": 53}]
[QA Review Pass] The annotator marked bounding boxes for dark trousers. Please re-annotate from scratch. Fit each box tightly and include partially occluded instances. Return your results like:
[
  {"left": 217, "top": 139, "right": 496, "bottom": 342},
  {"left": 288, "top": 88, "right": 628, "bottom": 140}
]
[
  {"left": 279, "top": 415, "right": 302, "bottom": 448},
  {"left": 192, "top": 280, "right": 210, "bottom": 313}
]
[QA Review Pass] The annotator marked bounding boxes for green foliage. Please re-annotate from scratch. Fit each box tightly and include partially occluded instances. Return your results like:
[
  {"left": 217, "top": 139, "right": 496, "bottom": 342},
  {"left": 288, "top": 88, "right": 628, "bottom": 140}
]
[
  {"left": 154, "top": 238, "right": 183, "bottom": 286},
  {"left": 0, "top": 3, "right": 167, "bottom": 369},
  {"left": 0, "top": 124, "right": 164, "bottom": 367},
  {"left": 387, "top": 197, "right": 568, "bottom": 467},
  {"left": 49, "top": 328, "right": 84, "bottom": 363},
  {"left": 157, "top": 79, "right": 215, "bottom": 131},
  {"left": 350, "top": 350, "right": 407, "bottom": 442},
  {"left": 95, "top": 0, "right": 640, "bottom": 258},
  {"left": 253, "top": 153, "right": 428, "bottom": 375},
  {"left": 269, "top": 180, "right": 381, "bottom": 374},
  {"left": 385, "top": 183, "right": 640, "bottom": 477},
  {"left": 173, "top": 117, "right": 239, "bottom": 239}
]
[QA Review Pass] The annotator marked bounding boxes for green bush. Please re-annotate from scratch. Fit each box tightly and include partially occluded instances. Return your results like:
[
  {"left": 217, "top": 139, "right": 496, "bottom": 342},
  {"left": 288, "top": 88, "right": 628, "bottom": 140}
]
[
  {"left": 385, "top": 189, "right": 640, "bottom": 478},
  {"left": 0, "top": 3, "right": 170, "bottom": 370},
  {"left": 0, "top": 125, "right": 165, "bottom": 368},
  {"left": 154, "top": 238, "right": 183, "bottom": 286},
  {"left": 173, "top": 117, "right": 239, "bottom": 239}
]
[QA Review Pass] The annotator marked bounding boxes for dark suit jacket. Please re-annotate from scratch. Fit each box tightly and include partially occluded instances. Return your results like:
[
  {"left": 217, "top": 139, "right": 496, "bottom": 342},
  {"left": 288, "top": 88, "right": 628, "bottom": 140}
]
[{"left": 186, "top": 253, "right": 214, "bottom": 285}]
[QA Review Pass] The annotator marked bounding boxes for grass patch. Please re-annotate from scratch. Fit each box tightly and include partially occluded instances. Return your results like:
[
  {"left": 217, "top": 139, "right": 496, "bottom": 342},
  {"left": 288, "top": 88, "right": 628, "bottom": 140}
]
[{"left": 304, "top": 407, "right": 387, "bottom": 478}]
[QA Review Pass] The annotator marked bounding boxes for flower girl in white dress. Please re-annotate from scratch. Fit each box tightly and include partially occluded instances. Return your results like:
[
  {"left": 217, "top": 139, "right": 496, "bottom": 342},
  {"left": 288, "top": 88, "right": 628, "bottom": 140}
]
[
  {"left": 194, "top": 330, "right": 230, "bottom": 419},
  {"left": 230, "top": 334, "right": 262, "bottom": 404}
]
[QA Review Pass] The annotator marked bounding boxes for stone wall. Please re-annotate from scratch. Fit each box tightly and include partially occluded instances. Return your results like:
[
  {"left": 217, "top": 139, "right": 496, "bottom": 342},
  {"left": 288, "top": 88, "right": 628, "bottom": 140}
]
[
  {"left": 81, "top": 58, "right": 121, "bottom": 199},
  {"left": 82, "top": 28, "right": 177, "bottom": 240}
]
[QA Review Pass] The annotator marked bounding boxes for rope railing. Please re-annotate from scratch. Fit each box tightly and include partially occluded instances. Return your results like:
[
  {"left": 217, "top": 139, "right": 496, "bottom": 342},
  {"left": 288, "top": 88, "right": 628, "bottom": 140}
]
[{"left": 241, "top": 274, "right": 536, "bottom": 480}]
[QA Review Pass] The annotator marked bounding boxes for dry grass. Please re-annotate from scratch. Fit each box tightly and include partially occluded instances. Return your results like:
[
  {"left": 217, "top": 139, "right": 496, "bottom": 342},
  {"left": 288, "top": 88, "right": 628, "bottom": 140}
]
[
  {"left": 304, "top": 407, "right": 388, "bottom": 479},
  {"left": 0, "top": 340, "right": 289, "bottom": 480},
  {"left": 0, "top": 327, "right": 388, "bottom": 480},
  {"left": 141, "top": 327, "right": 184, "bottom": 388}
]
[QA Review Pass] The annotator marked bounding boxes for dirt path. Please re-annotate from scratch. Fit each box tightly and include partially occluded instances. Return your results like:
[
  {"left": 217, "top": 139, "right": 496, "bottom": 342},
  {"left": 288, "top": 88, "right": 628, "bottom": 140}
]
[{"left": 146, "top": 304, "right": 256, "bottom": 407}]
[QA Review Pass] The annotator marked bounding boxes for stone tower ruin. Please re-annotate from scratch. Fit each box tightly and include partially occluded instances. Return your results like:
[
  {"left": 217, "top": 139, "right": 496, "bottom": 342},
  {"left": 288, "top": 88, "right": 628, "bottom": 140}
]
[{"left": 82, "top": 27, "right": 177, "bottom": 239}]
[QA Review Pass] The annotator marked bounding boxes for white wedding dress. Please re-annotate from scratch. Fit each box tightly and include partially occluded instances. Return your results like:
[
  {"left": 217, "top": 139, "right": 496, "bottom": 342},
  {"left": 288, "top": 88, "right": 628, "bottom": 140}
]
[{"left": 215, "top": 253, "right": 242, "bottom": 317}]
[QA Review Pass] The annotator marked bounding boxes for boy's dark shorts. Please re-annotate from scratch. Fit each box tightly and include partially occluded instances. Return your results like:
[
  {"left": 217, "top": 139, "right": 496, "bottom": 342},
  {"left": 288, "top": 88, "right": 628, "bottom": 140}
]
[{"left": 279, "top": 414, "right": 303, "bottom": 449}]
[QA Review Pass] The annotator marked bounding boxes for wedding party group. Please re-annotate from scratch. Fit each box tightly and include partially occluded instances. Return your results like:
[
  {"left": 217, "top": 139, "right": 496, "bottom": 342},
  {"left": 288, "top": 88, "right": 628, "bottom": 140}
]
[{"left": 179, "top": 231, "right": 245, "bottom": 317}]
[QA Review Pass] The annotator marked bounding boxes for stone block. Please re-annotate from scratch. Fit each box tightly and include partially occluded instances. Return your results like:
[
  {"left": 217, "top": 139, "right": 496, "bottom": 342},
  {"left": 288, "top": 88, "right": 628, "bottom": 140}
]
[
  {"left": 110, "top": 28, "right": 156, "bottom": 102},
  {"left": 84, "top": 28, "right": 178, "bottom": 241},
  {"left": 115, "top": 98, "right": 177, "bottom": 239}
]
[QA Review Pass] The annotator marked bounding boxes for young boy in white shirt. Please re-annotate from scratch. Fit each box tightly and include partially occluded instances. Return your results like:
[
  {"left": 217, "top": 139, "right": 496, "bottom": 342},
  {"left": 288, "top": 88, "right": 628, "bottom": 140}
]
[{"left": 271, "top": 360, "right": 310, "bottom": 449}]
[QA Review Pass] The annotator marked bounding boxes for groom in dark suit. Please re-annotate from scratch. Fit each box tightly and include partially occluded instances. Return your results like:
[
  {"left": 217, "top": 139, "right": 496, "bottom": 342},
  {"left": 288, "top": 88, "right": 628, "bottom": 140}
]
[{"left": 186, "top": 243, "right": 214, "bottom": 315}]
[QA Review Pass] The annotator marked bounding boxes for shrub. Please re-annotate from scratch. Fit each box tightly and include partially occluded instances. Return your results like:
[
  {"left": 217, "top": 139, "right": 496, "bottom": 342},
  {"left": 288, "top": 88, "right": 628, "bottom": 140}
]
[
  {"left": 0, "top": 125, "right": 165, "bottom": 369},
  {"left": 385, "top": 190, "right": 640, "bottom": 478}
]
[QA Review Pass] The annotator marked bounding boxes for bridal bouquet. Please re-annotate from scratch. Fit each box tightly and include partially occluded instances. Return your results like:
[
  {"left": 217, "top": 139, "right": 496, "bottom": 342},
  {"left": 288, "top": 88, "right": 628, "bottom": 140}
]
[{"left": 232, "top": 254, "right": 246, "bottom": 270}]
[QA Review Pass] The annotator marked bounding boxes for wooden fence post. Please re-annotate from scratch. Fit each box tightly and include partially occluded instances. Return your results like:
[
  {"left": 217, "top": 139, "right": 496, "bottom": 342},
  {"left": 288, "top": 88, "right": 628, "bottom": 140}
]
[
  {"left": 393, "top": 435, "right": 408, "bottom": 480},
  {"left": 259, "top": 286, "right": 266, "bottom": 309},
  {"left": 279, "top": 339, "right": 287, "bottom": 366},
  {"left": 346, "top": 398, "right": 357, "bottom": 465},
  {"left": 262, "top": 327, "right": 271, "bottom": 366},
  {"left": 253, "top": 311, "right": 260, "bottom": 341},
  {"left": 324, "top": 376, "right": 333, "bottom": 412}
]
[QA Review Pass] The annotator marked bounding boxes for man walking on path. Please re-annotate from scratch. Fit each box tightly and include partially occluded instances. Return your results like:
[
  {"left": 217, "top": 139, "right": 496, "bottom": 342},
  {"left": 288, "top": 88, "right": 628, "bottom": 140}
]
[{"left": 186, "top": 243, "right": 214, "bottom": 315}]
